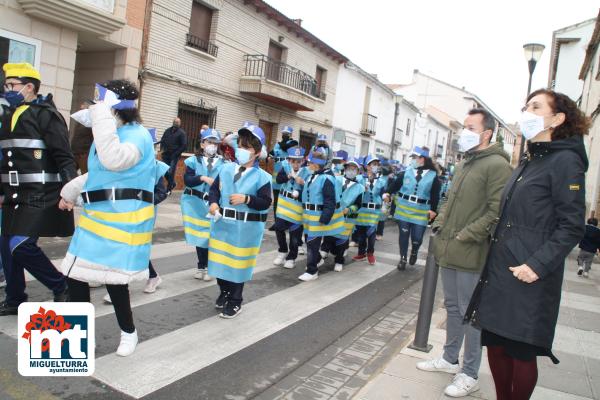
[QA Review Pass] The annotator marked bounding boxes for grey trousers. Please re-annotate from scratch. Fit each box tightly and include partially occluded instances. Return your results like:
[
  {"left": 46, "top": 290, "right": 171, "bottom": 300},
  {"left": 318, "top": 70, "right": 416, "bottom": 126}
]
[
  {"left": 441, "top": 266, "right": 482, "bottom": 379},
  {"left": 577, "top": 249, "right": 595, "bottom": 272}
]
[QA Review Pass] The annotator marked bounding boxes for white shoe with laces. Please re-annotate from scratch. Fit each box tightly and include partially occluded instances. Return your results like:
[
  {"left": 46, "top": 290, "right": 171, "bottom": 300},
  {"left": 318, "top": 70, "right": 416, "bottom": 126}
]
[
  {"left": 283, "top": 259, "right": 295, "bottom": 269},
  {"left": 203, "top": 273, "right": 213, "bottom": 282},
  {"left": 334, "top": 263, "right": 343, "bottom": 272},
  {"left": 194, "top": 270, "right": 205, "bottom": 280},
  {"left": 444, "top": 373, "right": 480, "bottom": 397},
  {"left": 273, "top": 252, "right": 287, "bottom": 265},
  {"left": 349, "top": 241, "right": 358, "bottom": 248},
  {"left": 144, "top": 276, "right": 162, "bottom": 293},
  {"left": 416, "top": 357, "right": 461, "bottom": 374},
  {"left": 298, "top": 246, "right": 306, "bottom": 255},
  {"left": 298, "top": 272, "right": 318, "bottom": 281},
  {"left": 116, "top": 329, "right": 138, "bottom": 357}
]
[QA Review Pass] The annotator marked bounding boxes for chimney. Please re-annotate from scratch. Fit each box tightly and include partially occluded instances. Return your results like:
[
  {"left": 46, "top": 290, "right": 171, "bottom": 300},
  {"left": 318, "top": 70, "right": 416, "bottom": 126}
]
[{"left": 292, "top": 19, "right": 302, "bottom": 26}]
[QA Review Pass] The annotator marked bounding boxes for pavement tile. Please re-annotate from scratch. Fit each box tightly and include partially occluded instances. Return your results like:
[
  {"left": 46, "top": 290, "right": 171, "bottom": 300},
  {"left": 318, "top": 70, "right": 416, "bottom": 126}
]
[
  {"left": 330, "top": 352, "right": 366, "bottom": 371},
  {"left": 310, "top": 368, "right": 350, "bottom": 389},
  {"left": 323, "top": 361, "right": 357, "bottom": 377},
  {"left": 357, "top": 373, "right": 442, "bottom": 400},
  {"left": 302, "top": 379, "right": 338, "bottom": 396},
  {"left": 330, "top": 386, "right": 359, "bottom": 400},
  {"left": 537, "top": 366, "right": 594, "bottom": 398},
  {"left": 531, "top": 386, "right": 594, "bottom": 400},
  {"left": 558, "top": 307, "right": 600, "bottom": 332},
  {"left": 284, "top": 386, "right": 331, "bottom": 400},
  {"left": 383, "top": 354, "right": 452, "bottom": 389}
]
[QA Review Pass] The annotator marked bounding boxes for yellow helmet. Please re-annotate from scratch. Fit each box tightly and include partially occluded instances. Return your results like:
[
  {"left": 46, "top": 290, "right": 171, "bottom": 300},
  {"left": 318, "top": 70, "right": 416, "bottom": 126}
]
[{"left": 3, "top": 62, "right": 41, "bottom": 81}]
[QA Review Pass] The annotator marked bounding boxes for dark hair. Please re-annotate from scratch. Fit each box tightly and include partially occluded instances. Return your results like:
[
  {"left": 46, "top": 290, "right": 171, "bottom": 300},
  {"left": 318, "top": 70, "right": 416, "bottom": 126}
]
[
  {"left": 237, "top": 130, "right": 262, "bottom": 153},
  {"left": 21, "top": 77, "right": 40, "bottom": 94},
  {"left": 100, "top": 79, "right": 141, "bottom": 124},
  {"left": 527, "top": 89, "right": 590, "bottom": 140},
  {"left": 587, "top": 218, "right": 598, "bottom": 226},
  {"left": 467, "top": 108, "right": 496, "bottom": 133}
]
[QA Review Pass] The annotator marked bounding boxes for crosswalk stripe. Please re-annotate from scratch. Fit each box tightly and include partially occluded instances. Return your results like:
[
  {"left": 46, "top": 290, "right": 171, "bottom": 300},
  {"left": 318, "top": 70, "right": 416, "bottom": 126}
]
[
  {"left": 93, "top": 261, "right": 397, "bottom": 399},
  {"left": 0, "top": 249, "right": 284, "bottom": 340}
]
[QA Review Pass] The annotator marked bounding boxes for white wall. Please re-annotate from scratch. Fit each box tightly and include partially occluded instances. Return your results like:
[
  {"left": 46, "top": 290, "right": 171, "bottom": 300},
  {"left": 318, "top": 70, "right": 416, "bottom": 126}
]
[
  {"left": 394, "top": 100, "right": 419, "bottom": 164},
  {"left": 552, "top": 20, "right": 595, "bottom": 101}
]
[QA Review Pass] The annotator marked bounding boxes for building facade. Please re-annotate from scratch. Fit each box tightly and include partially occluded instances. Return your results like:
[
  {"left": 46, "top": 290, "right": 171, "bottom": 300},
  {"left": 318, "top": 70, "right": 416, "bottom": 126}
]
[
  {"left": 1, "top": 0, "right": 146, "bottom": 123},
  {"left": 548, "top": 17, "right": 596, "bottom": 102},
  {"left": 139, "top": 0, "right": 346, "bottom": 169},
  {"left": 391, "top": 96, "right": 421, "bottom": 165}
]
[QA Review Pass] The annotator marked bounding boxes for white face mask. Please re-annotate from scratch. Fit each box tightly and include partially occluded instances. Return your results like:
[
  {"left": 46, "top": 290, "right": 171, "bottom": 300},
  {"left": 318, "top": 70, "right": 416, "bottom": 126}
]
[
  {"left": 457, "top": 128, "right": 481, "bottom": 152},
  {"left": 345, "top": 169, "right": 358, "bottom": 179},
  {"left": 204, "top": 144, "right": 218, "bottom": 156},
  {"left": 519, "top": 111, "right": 547, "bottom": 140}
]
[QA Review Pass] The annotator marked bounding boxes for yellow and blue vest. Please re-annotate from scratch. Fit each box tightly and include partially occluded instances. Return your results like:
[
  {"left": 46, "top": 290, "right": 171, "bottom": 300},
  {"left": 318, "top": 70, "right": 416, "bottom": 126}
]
[
  {"left": 394, "top": 167, "right": 435, "bottom": 226},
  {"left": 181, "top": 155, "right": 225, "bottom": 248},
  {"left": 207, "top": 163, "right": 271, "bottom": 283},
  {"left": 335, "top": 175, "right": 365, "bottom": 240},
  {"left": 67, "top": 123, "right": 156, "bottom": 273},
  {"left": 356, "top": 176, "right": 386, "bottom": 227},
  {"left": 271, "top": 143, "right": 288, "bottom": 190},
  {"left": 276, "top": 162, "right": 311, "bottom": 225},
  {"left": 301, "top": 172, "right": 344, "bottom": 237}
]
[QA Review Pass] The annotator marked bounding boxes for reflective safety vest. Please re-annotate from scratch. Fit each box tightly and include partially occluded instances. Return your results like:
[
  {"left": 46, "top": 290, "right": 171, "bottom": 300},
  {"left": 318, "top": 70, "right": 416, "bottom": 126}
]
[
  {"left": 356, "top": 175, "right": 386, "bottom": 227},
  {"left": 301, "top": 172, "right": 344, "bottom": 237},
  {"left": 207, "top": 163, "right": 271, "bottom": 283},
  {"left": 394, "top": 167, "right": 435, "bottom": 226},
  {"left": 335, "top": 175, "right": 365, "bottom": 240},
  {"left": 181, "top": 155, "right": 225, "bottom": 248},
  {"left": 67, "top": 123, "right": 156, "bottom": 273},
  {"left": 271, "top": 143, "right": 287, "bottom": 190},
  {"left": 276, "top": 163, "right": 311, "bottom": 225}
]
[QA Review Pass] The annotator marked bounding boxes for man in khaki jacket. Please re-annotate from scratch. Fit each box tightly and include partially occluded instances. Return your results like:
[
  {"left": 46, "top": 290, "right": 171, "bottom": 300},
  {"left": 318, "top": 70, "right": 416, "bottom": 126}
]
[{"left": 416, "top": 108, "right": 512, "bottom": 397}]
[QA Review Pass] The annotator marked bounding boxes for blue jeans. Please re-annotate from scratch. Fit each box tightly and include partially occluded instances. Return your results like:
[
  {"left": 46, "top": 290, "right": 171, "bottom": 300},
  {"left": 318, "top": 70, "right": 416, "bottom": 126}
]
[
  {"left": 397, "top": 220, "right": 426, "bottom": 258},
  {"left": 356, "top": 225, "right": 376, "bottom": 255}
]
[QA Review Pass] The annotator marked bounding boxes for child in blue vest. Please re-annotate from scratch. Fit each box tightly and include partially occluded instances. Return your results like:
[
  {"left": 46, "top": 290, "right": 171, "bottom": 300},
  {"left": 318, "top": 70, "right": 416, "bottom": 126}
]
[
  {"left": 353, "top": 155, "right": 386, "bottom": 265},
  {"left": 272, "top": 146, "right": 310, "bottom": 269},
  {"left": 320, "top": 150, "right": 349, "bottom": 259},
  {"left": 268, "top": 125, "right": 294, "bottom": 219},
  {"left": 207, "top": 124, "right": 271, "bottom": 318},
  {"left": 324, "top": 158, "right": 365, "bottom": 272},
  {"left": 299, "top": 148, "right": 344, "bottom": 281},
  {"left": 181, "top": 128, "right": 226, "bottom": 281},
  {"left": 386, "top": 146, "right": 441, "bottom": 270}
]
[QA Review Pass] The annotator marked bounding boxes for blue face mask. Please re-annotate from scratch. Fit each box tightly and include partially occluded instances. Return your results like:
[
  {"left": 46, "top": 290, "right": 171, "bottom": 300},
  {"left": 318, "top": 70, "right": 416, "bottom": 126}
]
[
  {"left": 410, "top": 159, "right": 419, "bottom": 169},
  {"left": 333, "top": 164, "right": 343, "bottom": 172},
  {"left": 235, "top": 148, "right": 254, "bottom": 165},
  {"left": 4, "top": 89, "right": 25, "bottom": 108}
]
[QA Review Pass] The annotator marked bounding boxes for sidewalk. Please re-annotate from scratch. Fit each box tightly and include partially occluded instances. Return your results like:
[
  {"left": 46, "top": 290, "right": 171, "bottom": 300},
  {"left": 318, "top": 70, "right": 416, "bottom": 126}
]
[{"left": 354, "top": 253, "right": 600, "bottom": 400}]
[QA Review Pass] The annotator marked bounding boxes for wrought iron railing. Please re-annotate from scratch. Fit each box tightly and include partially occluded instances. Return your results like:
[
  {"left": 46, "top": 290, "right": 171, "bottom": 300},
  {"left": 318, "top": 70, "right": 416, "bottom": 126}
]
[
  {"left": 361, "top": 113, "right": 377, "bottom": 135},
  {"left": 243, "top": 54, "right": 323, "bottom": 99},
  {"left": 186, "top": 33, "right": 219, "bottom": 57}
]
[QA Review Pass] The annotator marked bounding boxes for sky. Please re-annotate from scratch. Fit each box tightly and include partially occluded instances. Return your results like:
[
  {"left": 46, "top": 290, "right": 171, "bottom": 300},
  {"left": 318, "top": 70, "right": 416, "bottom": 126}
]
[{"left": 265, "top": 0, "right": 598, "bottom": 123}]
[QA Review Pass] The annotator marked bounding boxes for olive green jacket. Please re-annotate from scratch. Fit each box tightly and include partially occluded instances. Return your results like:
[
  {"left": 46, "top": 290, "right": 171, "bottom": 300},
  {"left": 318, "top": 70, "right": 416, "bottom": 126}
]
[{"left": 432, "top": 143, "right": 512, "bottom": 272}]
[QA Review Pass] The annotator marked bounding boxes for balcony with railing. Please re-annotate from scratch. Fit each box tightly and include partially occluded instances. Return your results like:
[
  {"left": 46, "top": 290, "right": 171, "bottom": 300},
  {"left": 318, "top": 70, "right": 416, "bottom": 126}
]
[
  {"left": 361, "top": 113, "right": 377, "bottom": 136},
  {"left": 186, "top": 33, "right": 219, "bottom": 58},
  {"left": 239, "top": 55, "right": 323, "bottom": 111}
]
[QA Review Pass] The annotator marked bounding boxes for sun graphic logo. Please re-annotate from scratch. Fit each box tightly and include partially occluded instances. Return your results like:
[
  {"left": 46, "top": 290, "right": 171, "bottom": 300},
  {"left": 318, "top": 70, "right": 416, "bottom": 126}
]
[{"left": 18, "top": 302, "right": 95, "bottom": 376}]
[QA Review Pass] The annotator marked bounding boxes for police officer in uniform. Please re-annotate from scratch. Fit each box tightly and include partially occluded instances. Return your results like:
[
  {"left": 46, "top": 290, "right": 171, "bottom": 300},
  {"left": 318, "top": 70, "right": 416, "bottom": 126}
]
[{"left": 0, "top": 63, "right": 76, "bottom": 315}]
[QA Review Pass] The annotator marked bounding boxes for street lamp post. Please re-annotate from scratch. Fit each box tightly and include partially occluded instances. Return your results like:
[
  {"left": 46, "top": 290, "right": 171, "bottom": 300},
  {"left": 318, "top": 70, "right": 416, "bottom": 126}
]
[{"left": 519, "top": 43, "right": 545, "bottom": 159}]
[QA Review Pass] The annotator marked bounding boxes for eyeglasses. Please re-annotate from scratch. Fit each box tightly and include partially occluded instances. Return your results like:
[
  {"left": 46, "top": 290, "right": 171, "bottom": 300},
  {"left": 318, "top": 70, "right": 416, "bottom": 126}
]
[{"left": 3, "top": 82, "right": 25, "bottom": 91}]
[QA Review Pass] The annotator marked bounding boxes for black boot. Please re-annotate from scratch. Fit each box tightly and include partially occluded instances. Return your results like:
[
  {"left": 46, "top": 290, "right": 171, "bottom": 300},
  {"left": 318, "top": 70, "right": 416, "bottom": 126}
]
[
  {"left": 215, "top": 291, "right": 229, "bottom": 309},
  {"left": 0, "top": 301, "right": 19, "bottom": 316},
  {"left": 397, "top": 256, "right": 407, "bottom": 271},
  {"left": 54, "top": 287, "right": 69, "bottom": 302},
  {"left": 409, "top": 250, "right": 418, "bottom": 266}
]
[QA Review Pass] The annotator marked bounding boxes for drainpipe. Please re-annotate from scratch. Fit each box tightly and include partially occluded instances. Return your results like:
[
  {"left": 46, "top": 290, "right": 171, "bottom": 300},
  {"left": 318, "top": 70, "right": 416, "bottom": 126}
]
[
  {"left": 390, "top": 100, "right": 400, "bottom": 159},
  {"left": 138, "top": 0, "right": 154, "bottom": 113}
]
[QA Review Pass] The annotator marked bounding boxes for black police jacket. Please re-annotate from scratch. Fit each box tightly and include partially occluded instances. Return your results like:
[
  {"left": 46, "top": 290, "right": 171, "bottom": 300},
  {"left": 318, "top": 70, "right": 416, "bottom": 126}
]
[{"left": 0, "top": 94, "right": 77, "bottom": 237}]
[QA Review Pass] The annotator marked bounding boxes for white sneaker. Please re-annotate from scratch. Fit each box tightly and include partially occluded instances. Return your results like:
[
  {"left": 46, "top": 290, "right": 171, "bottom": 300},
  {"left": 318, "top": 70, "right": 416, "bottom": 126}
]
[
  {"left": 298, "top": 246, "right": 306, "bottom": 255},
  {"left": 103, "top": 293, "right": 112, "bottom": 304},
  {"left": 143, "top": 276, "right": 162, "bottom": 293},
  {"left": 319, "top": 250, "right": 329, "bottom": 259},
  {"left": 194, "top": 270, "right": 205, "bottom": 280},
  {"left": 273, "top": 252, "right": 287, "bottom": 265},
  {"left": 583, "top": 271, "right": 589, "bottom": 278},
  {"left": 116, "top": 329, "right": 138, "bottom": 357},
  {"left": 203, "top": 273, "right": 213, "bottom": 282},
  {"left": 444, "top": 373, "right": 480, "bottom": 397},
  {"left": 343, "top": 250, "right": 348, "bottom": 257},
  {"left": 298, "top": 272, "right": 318, "bottom": 281},
  {"left": 416, "top": 358, "right": 461, "bottom": 374},
  {"left": 88, "top": 282, "right": 103, "bottom": 288},
  {"left": 317, "top": 259, "right": 325, "bottom": 267},
  {"left": 349, "top": 241, "right": 358, "bottom": 247},
  {"left": 334, "top": 263, "right": 343, "bottom": 272},
  {"left": 283, "top": 259, "right": 295, "bottom": 269}
]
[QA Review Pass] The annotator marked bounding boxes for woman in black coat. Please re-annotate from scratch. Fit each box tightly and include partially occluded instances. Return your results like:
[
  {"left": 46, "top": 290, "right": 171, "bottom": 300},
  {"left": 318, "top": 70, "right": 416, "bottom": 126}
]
[{"left": 465, "top": 89, "right": 589, "bottom": 400}]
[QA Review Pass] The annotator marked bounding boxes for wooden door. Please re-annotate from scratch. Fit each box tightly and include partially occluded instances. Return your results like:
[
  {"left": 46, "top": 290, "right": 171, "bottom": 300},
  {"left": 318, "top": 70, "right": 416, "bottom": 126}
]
[
  {"left": 299, "top": 131, "right": 316, "bottom": 155},
  {"left": 267, "top": 41, "right": 283, "bottom": 82},
  {"left": 259, "top": 120, "right": 275, "bottom": 173}
]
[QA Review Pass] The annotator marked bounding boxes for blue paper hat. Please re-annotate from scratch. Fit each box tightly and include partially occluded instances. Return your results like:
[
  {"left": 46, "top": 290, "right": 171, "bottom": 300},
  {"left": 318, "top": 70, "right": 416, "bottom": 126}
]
[
  {"left": 94, "top": 83, "right": 136, "bottom": 110},
  {"left": 287, "top": 146, "right": 305, "bottom": 159},
  {"left": 238, "top": 124, "right": 266, "bottom": 146},
  {"left": 345, "top": 157, "right": 361, "bottom": 168},
  {"left": 201, "top": 128, "right": 221, "bottom": 142},
  {"left": 317, "top": 133, "right": 328, "bottom": 141},
  {"left": 147, "top": 128, "right": 158, "bottom": 143},
  {"left": 281, "top": 125, "right": 293, "bottom": 135},
  {"left": 333, "top": 150, "right": 348, "bottom": 161},
  {"left": 307, "top": 147, "right": 328, "bottom": 165},
  {"left": 363, "top": 154, "right": 380, "bottom": 166},
  {"left": 412, "top": 146, "right": 430, "bottom": 158}
]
